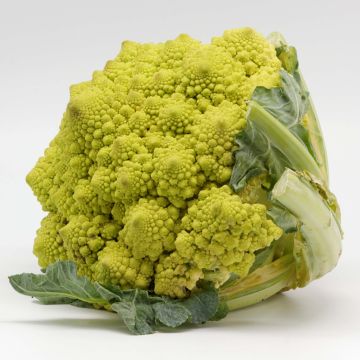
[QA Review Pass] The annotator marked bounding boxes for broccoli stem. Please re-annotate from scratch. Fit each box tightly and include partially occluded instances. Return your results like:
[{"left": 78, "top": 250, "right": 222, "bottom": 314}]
[
  {"left": 271, "top": 169, "right": 342, "bottom": 281},
  {"left": 220, "top": 255, "right": 295, "bottom": 311},
  {"left": 221, "top": 170, "right": 342, "bottom": 311},
  {"left": 248, "top": 101, "right": 324, "bottom": 182},
  {"left": 298, "top": 72, "right": 329, "bottom": 183},
  {"left": 267, "top": 32, "right": 329, "bottom": 184}
]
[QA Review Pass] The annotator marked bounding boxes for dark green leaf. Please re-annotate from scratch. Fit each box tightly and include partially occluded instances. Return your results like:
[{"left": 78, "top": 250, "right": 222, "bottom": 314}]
[
  {"left": 153, "top": 302, "right": 191, "bottom": 327},
  {"left": 9, "top": 261, "right": 228, "bottom": 335},
  {"left": 249, "top": 245, "right": 275, "bottom": 273},
  {"left": 230, "top": 115, "right": 292, "bottom": 191},
  {"left": 230, "top": 70, "right": 318, "bottom": 191},
  {"left": 69, "top": 300, "right": 96, "bottom": 309},
  {"left": 112, "top": 299, "right": 155, "bottom": 335},
  {"left": 252, "top": 70, "right": 309, "bottom": 143},
  {"left": 182, "top": 287, "right": 220, "bottom": 324},
  {"left": 267, "top": 205, "right": 299, "bottom": 233},
  {"left": 94, "top": 283, "right": 124, "bottom": 303},
  {"left": 210, "top": 301, "right": 229, "bottom": 321},
  {"left": 8, "top": 261, "right": 107, "bottom": 306}
]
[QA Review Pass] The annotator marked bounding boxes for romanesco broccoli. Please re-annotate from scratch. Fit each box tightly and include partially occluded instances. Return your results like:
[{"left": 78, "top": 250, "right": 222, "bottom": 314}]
[
  {"left": 9, "top": 28, "right": 342, "bottom": 335},
  {"left": 26, "top": 27, "right": 283, "bottom": 297}
]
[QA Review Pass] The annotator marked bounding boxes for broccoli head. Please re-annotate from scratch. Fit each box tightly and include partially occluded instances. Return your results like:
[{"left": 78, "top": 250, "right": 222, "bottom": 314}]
[
  {"left": 26, "top": 27, "right": 284, "bottom": 296},
  {"left": 22, "top": 28, "right": 341, "bottom": 321},
  {"left": 10, "top": 27, "right": 343, "bottom": 336}
]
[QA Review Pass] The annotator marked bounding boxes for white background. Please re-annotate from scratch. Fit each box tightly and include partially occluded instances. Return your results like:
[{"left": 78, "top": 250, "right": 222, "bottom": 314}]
[{"left": 0, "top": 0, "right": 359, "bottom": 359}]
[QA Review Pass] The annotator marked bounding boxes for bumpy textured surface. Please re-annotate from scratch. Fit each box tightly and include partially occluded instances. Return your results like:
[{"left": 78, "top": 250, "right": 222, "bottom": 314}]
[{"left": 28, "top": 28, "right": 283, "bottom": 297}]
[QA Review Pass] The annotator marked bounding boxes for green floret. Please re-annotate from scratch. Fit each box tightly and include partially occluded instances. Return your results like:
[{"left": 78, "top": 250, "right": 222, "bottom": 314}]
[
  {"left": 128, "top": 111, "right": 153, "bottom": 136},
  {"left": 156, "top": 99, "right": 196, "bottom": 136},
  {"left": 115, "top": 155, "right": 156, "bottom": 204},
  {"left": 151, "top": 145, "right": 205, "bottom": 207},
  {"left": 91, "top": 167, "right": 116, "bottom": 202},
  {"left": 59, "top": 215, "right": 120, "bottom": 277},
  {"left": 25, "top": 27, "right": 284, "bottom": 289},
  {"left": 180, "top": 44, "right": 234, "bottom": 101},
  {"left": 111, "top": 202, "right": 126, "bottom": 225},
  {"left": 212, "top": 27, "right": 281, "bottom": 77},
  {"left": 92, "top": 241, "right": 154, "bottom": 289},
  {"left": 33, "top": 213, "right": 67, "bottom": 268},
  {"left": 120, "top": 198, "right": 180, "bottom": 261},
  {"left": 96, "top": 147, "right": 112, "bottom": 166},
  {"left": 154, "top": 186, "right": 282, "bottom": 297},
  {"left": 189, "top": 101, "right": 246, "bottom": 183},
  {"left": 142, "top": 96, "right": 164, "bottom": 120},
  {"left": 160, "top": 34, "right": 201, "bottom": 68},
  {"left": 110, "top": 133, "right": 148, "bottom": 167},
  {"left": 73, "top": 179, "right": 113, "bottom": 216},
  {"left": 154, "top": 252, "right": 203, "bottom": 298}
]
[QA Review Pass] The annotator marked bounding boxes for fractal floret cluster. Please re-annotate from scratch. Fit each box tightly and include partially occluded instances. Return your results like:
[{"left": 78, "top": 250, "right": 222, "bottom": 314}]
[{"left": 27, "top": 28, "right": 284, "bottom": 297}]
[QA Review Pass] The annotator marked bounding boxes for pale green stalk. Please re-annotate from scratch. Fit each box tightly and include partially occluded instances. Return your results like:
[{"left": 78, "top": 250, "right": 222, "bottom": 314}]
[
  {"left": 271, "top": 169, "right": 342, "bottom": 280},
  {"left": 248, "top": 101, "right": 324, "bottom": 181},
  {"left": 299, "top": 74, "right": 329, "bottom": 183},
  {"left": 220, "top": 255, "right": 295, "bottom": 311},
  {"left": 220, "top": 170, "right": 342, "bottom": 311}
]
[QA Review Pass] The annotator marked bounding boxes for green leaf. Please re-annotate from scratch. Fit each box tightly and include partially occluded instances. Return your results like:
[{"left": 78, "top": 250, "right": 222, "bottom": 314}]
[
  {"left": 8, "top": 261, "right": 108, "bottom": 306},
  {"left": 249, "top": 244, "right": 276, "bottom": 273},
  {"left": 230, "top": 71, "right": 322, "bottom": 191},
  {"left": 112, "top": 296, "right": 155, "bottom": 335},
  {"left": 153, "top": 302, "right": 191, "bottom": 328},
  {"left": 230, "top": 113, "right": 290, "bottom": 191},
  {"left": 181, "top": 286, "right": 220, "bottom": 324},
  {"left": 209, "top": 301, "right": 229, "bottom": 321},
  {"left": 260, "top": 71, "right": 315, "bottom": 160},
  {"left": 267, "top": 205, "right": 298, "bottom": 233},
  {"left": 267, "top": 31, "right": 329, "bottom": 183},
  {"left": 9, "top": 261, "right": 228, "bottom": 335},
  {"left": 252, "top": 70, "right": 308, "bottom": 129},
  {"left": 111, "top": 289, "right": 189, "bottom": 334},
  {"left": 94, "top": 283, "right": 124, "bottom": 303}
]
